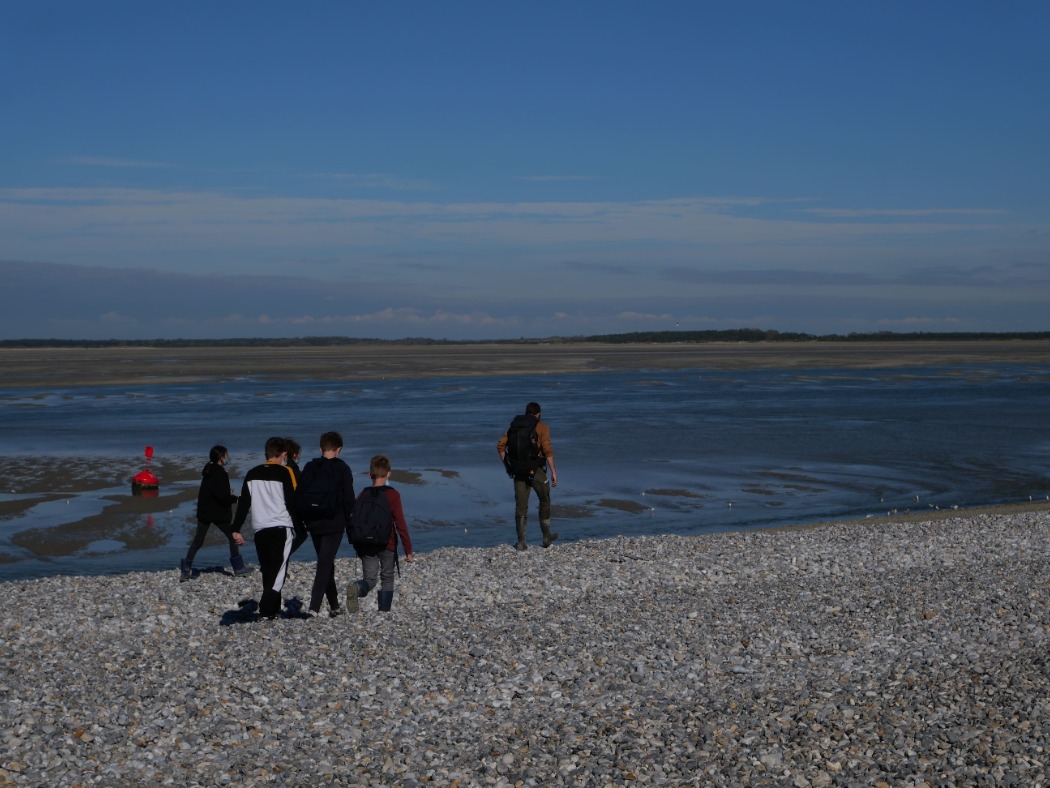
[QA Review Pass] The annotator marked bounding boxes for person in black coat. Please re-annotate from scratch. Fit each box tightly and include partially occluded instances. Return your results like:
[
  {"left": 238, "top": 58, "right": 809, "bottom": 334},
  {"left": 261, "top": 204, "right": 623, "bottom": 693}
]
[
  {"left": 299, "top": 431, "right": 355, "bottom": 617},
  {"left": 180, "top": 445, "right": 254, "bottom": 581}
]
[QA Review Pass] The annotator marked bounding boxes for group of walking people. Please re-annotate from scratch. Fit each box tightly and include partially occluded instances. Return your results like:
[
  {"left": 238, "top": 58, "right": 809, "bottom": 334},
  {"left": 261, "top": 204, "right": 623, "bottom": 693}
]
[
  {"left": 183, "top": 432, "right": 412, "bottom": 620},
  {"left": 182, "top": 401, "right": 556, "bottom": 621}
]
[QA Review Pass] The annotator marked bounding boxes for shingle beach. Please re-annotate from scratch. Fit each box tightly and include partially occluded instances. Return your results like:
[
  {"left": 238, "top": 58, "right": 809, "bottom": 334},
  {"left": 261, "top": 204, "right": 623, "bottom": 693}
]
[{"left": 2, "top": 512, "right": 1049, "bottom": 786}]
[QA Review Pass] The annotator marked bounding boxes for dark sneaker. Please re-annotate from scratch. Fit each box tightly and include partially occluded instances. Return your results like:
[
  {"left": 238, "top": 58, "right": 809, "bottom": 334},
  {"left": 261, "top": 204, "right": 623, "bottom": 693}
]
[{"left": 179, "top": 559, "right": 195, "bottom": 582}]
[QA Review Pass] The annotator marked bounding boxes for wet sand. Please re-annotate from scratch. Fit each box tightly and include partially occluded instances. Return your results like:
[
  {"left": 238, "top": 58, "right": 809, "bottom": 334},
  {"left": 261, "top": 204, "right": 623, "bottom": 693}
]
[
  {"left": 7, "top": 448, "right": 1049, "bottom": 563},
  {"left": 4, "top": 340, "right": 1049, "bottom": 570},
  {"left": 3, "top": 339, "right": 1050, "bottom": 389},
  {"left": 0, "top": 456, "right": 203, "bottom": 562},
  {"left": 5, "top": 446, "right": 1042, "bottom": 558},
  {"left": 0, "top": 457, "right": 435, "bottom": 562},
  {"left": 0, "top": 456, "right": 199, "bottom": 501}
]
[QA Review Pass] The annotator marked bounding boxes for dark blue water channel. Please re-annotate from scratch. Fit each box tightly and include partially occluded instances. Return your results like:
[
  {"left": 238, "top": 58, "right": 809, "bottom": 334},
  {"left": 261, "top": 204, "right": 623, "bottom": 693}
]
[{"left": 2, "top": 364, "right": 1049, "bottom": 581}]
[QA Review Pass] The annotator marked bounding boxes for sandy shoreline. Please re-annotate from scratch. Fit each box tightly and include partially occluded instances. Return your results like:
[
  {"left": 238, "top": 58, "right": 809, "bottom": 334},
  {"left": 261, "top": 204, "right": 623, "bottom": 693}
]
[
  {"left": 3, "top": 446, "right": 1049, "bottom": 567},
  {"left": 3, "top": 339, "right": 1050, "bottom": 388}
]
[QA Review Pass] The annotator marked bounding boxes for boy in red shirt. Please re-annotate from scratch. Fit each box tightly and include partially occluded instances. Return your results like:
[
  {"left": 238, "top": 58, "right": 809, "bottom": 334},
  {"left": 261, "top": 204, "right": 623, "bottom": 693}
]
[{"left": 345, "top": 455, "right": 413, "bottom": 613}]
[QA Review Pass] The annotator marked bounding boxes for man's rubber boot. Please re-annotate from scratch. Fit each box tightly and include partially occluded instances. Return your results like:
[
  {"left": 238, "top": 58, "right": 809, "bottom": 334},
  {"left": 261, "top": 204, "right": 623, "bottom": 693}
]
[
  {"left": 346, "top": 580, "right": 368, "bottom": 613},
  {"left": 230, "top": 555, "right": 254, "bottom": 576},
  {"left": 179, "top": 558, "right": 194, "bottom": 582},
  {"left": 377, "top": 590, "right": 394, "bottom": 612},
  {"left": 541, "top": 520, "right": 558, "bottom": 548},
  {"left": 515, "top": 516, "right": 528, "bottom": 551}
]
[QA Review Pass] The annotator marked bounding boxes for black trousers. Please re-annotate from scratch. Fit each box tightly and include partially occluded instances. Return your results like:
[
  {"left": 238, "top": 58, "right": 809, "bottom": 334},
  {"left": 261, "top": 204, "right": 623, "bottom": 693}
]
[
  {"left": 185, "top": 519, "right": 240, "bottom": 562},
  {"left": 309, "top": 530, "right": 344, "bottom": 613},
  {"left": 254, "top": 527, "right": 294, "bottom": 618}
]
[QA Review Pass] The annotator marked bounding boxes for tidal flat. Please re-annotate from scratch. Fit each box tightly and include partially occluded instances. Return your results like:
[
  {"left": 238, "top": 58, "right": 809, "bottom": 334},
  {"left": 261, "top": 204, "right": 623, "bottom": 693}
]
[
  {"left": 3, "top": 339, "right": 1050, "bottom": 580},
  {"left": 4, "top": 339, "right": 1050, "bottom": 389}
]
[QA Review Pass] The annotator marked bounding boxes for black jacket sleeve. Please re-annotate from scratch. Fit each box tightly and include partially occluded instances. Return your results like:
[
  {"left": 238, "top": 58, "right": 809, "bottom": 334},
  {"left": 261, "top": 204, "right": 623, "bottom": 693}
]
[
  {"left": 341, "top": 461, "right": 356, "bottom": 524},
  {"left": 232, "top": 477, "right": 251, "bottom": 532}
]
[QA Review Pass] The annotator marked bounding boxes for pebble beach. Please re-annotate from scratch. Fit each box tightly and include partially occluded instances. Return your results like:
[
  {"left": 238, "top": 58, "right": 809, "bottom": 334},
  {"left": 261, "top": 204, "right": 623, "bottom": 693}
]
[{"left": 3, "top": 511, "right": 1049, "bottom": 786}]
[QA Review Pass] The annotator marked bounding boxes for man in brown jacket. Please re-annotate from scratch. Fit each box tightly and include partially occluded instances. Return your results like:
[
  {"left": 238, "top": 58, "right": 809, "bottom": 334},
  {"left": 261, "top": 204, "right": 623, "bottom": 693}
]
[{"left": 497, "top": 401, "right": 559, "bottom": 550}]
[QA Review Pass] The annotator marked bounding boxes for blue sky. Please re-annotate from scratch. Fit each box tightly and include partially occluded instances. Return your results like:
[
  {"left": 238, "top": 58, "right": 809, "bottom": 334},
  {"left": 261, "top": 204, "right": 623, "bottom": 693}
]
[{"left": 2, "top": 1, "right": 1048, "bottom": 340}]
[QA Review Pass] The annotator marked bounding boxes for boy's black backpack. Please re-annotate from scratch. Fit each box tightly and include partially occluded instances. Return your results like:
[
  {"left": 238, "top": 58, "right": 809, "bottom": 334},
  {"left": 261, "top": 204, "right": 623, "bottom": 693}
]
[
  {"left": 348, "top": 485, "right": 394, "bottom": 548},
  {"left": 503, "top": 414, "right": 543, "bottom": 479},
  {"left": 296, "top": 458, "right": 342, "bottom": 522}
]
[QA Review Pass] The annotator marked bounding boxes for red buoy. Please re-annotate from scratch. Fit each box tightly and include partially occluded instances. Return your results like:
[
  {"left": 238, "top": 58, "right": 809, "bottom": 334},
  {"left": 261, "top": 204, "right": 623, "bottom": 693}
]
[
  {"left": 132, "top": 446, "right": 160, "bottom": 496},
  {"left": 133, "top": 469, "right": 159, "bottom": 488}
]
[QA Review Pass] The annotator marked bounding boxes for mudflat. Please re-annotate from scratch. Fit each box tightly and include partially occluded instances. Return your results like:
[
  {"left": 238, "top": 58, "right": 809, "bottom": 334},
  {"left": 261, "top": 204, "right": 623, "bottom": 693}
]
[{"left": 3, "top": 339, "right": 1050, "bottom": 389}]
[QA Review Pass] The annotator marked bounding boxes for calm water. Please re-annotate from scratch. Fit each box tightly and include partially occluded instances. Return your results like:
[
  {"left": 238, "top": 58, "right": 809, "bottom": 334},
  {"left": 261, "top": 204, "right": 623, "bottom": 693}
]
[{"left": 2, "top": 365, "right": 1049, "bottom": 581}]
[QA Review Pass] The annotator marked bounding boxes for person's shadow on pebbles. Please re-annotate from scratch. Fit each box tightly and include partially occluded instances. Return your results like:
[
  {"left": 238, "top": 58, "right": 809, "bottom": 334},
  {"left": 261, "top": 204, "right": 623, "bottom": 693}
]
[
  {"left": 219, "top": 596, "right": 311, "bottom": 625},
  {"left": 220, "top": 598, "right": 259, "bottom": 626},
  {"left": 283, "top": 597, "right": 310, "bottom": 618}
]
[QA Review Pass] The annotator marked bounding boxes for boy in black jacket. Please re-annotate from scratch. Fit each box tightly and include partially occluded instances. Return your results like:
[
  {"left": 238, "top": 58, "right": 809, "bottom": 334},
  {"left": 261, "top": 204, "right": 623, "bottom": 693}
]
[{"left": 299, "top": 431, "right": 355, "bottom": 618}]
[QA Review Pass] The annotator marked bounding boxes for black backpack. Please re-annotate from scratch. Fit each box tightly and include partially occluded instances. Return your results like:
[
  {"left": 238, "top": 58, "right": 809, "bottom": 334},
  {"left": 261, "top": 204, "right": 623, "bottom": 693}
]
[
  {"left": 296, "top": 458, "right": 343, "bottom": 522},
  {"left": 503, "top": 414, "right": 543, "bottom": 479},
  {"left": 348, "top": 486, "right": 394, "bottom": 547}
]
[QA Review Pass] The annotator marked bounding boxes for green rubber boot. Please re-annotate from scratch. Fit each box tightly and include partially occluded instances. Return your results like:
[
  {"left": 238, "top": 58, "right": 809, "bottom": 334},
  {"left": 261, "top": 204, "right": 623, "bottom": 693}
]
[
  {"left": 541, "top": 520, "right": 558, "bottom": 548},
  {"left": 515, "top": 516, "right": 528, "bottom": 551}
]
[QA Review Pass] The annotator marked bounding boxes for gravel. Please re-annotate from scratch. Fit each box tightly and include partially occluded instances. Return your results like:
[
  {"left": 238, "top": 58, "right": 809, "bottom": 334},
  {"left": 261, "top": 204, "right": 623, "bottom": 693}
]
[{"left": 2, "top": 512, "right": 1049, "bottom": 786}]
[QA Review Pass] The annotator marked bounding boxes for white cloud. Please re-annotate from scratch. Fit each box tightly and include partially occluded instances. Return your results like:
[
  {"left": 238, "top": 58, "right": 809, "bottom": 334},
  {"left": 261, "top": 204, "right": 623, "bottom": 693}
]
[
  {"left": 57, "top": 156, "right": 178, "bottom": 169},
  {"left": 803, "top": 207, "right": 1008, "bottom": 219},
  {"left": 99, "top": 311, "right": 138, "bottom": 324},
  {"left": 280, "top": 307, "right": 505, "bottom": 328},
  {"left": 515, "top": 175, "right": 600, "bottom": 182},
  {"left": 1, "top": 184, "right": 1047, "bottom": 340},
  {"left": 877, "top": 316, "right": 963, "bottom": 327},
  {"left": 311, "top": 172, "right": 437, "bottom": 191},
  {"left": 616, "top": 311, "right": 675, "bottom": 321},
  {"left": 0, "top": 188, "right": 1016, "bottom": 255}
]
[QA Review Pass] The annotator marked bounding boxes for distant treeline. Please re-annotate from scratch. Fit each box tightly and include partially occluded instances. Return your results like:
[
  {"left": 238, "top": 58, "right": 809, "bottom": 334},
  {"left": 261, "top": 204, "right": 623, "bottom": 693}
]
[
  {"left": 579, "top": 329, "right": 1050, "bottom": 344},
  {"left": 0, "top": 336, "right": 427, "bottom": 349},
  {"left": 2, "top": 330, "right": 1050, "bottom": 349}
]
